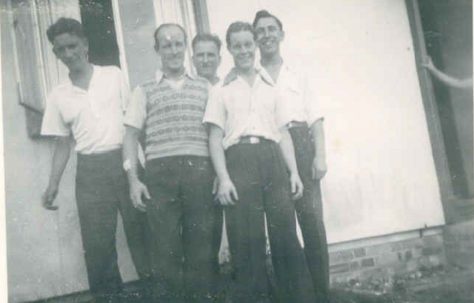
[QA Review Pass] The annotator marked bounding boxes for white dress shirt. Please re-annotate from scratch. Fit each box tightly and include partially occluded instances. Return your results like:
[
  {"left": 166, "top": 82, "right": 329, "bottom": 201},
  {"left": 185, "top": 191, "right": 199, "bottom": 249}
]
[
  {"left": 203, "top": 69, "right": 289, "bottom": 149},
  {"left": 259, "top": 63, "right": 323, "bottom": 126}
]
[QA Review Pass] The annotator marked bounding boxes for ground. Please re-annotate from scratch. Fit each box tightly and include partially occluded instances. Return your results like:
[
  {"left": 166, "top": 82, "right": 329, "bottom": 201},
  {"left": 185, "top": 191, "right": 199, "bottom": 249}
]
[
  {"left": 32, "top": 220, "right": 474, "bottom": 303},
  {"left": 33, "top": 263, "right": 474, "bottom": 302},
  {"left": 332, "top": 266, "right": 474, "bottom": 303}
]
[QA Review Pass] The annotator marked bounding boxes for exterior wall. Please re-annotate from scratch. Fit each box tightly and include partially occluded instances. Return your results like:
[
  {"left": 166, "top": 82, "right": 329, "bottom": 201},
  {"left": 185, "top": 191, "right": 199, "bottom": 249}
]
[
  {"left": 1, "top": 6, "right": 138, "bottom": 303},
  {"left": 205, "top": 0, "right": 445, "bottom": 243}
]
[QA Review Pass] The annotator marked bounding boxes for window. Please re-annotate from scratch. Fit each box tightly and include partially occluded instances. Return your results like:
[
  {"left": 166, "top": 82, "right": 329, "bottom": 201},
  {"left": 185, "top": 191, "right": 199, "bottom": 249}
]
[
  {"left": 11, "top": 1, "right": 49, "bottom": 115},
  {"left": 153, "top": 0, "right": 199, "bottom": 74},
  {"left": 9, "top": 0, "right": 77, "bottom": 137},
  {"left": 113, "top": 0, "right": 210, "bottom": 88}
]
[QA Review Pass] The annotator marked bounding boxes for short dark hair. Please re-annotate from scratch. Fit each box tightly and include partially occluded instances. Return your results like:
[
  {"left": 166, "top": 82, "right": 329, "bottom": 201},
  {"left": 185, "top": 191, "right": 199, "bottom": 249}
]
[
  {"left": 153, "top": 23, "right": 187, "bottom": 50},
  {"left": 252, "top": 10, "right": 283, "bottom": 31},
  {"left": 192, "top": 33, "right": 222, "bottom": 53},
  {"left": 225, "top": 21, "right": 255, "bottom": 48},
  {"left": 46, "top": 17, "right": 87, "bottom": 44}
]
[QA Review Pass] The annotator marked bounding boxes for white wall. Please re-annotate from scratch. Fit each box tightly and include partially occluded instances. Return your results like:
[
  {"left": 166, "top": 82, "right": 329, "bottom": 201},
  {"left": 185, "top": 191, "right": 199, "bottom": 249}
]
[{"left": 206, "top": 0, "right": 445, "bottom": 243}]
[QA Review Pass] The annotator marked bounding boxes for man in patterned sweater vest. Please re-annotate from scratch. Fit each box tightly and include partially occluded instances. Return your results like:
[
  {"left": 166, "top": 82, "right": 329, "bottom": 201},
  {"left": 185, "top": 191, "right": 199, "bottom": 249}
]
[{"left": 123, "top": 23, "right": 218, "bottom": 302}]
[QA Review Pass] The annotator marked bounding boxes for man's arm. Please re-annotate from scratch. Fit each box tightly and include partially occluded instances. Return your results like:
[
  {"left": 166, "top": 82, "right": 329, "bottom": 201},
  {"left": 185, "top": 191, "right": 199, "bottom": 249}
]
[
  {"left": 422, "top": 56, "right": 473, "bottom": 89},
  {"left": 42, "top": 136, "right": 72, "bottom": 210},
  {"left": 123, "top": 126, "right": 149, "bottom": 211},
  {"left": 208, "top": 125, "right": 238, "bottom": 205},
  {"left": 310, "top": 119, "right": 327, "bottom": 180},
  {"left": 279, "top": 128, "right": 304, "bottom": 200}
]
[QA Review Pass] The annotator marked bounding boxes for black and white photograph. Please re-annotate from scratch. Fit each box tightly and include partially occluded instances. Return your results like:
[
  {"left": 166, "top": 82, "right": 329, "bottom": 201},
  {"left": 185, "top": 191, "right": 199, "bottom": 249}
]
[{"left": 0, "top": 0, "right": 473, "bottom": 302}]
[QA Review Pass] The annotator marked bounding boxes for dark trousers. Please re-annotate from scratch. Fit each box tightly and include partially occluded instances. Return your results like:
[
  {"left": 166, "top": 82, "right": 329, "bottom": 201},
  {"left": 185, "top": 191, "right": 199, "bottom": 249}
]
[
  {"left": 289, "top": 125, "right": 330, "bottom": 302},
  {"left": 225, "top": 140, "right": 316, "bottom": 303},
  {"left": 75, "top": 149, "right": 152, "bottom": 302},
  {"left": 145, "top": 156, "right": 218, "bottom": 303}
]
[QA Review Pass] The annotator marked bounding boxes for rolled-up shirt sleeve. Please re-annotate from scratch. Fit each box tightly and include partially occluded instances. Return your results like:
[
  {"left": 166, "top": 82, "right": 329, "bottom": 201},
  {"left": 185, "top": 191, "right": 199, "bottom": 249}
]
[
  {"left": 41, "top": 93, "right": 70, "bottom": 137},
  {"left": 275, "top": 91, "right": 292, "bottom": 129},
  {"left": 124, "top": 86, "right": 147, "bottom": 130},
  {"left": 117, "top": 68, "right": 131, "bottom": 113},
  {"left": 304, "top": 76, "right": 324, "bottom": 126},
  {"left": 203, "top": 86, "right": 226, "bottom": 130}
]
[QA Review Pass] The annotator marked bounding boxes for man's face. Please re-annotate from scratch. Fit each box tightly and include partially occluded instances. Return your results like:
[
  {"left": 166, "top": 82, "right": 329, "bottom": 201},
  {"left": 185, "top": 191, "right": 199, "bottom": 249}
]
[
  {"left": 52, "top": 33, "right": 89, "bottom": 71},
  {"left": 254, "top": 17, "right": 284, "bottom": 56},
  {"left": 156, "top": 26, "right": 186, "bottom": 73},
  {"left": 192, "top": 41, "right": 220, "bottom": 80},
  {"left": 228, "top": 30, "right": 256, "bottom": 71}
]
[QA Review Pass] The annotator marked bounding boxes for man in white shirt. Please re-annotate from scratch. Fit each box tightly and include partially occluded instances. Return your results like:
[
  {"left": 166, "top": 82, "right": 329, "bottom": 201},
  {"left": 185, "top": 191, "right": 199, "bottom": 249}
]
[
  {"left": 41, "top": 18, "right": 151, "bottom": 303},
  {"left": 204, "top": 21, "right": 315, "bottom": 302},
  {"left": 253, "top": 10, "right": 330, "bottom": 302}
]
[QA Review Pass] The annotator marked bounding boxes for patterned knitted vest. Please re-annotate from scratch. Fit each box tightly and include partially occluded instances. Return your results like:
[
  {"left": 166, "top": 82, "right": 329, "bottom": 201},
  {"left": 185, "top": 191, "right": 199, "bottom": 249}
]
[{"left": 141, "top": 76, "right": 209, "bottom": 160}]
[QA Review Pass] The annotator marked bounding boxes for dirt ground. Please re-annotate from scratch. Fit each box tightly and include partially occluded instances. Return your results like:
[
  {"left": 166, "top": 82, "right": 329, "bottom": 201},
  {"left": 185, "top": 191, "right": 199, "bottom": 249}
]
[{"left": 332, "top": 267, "right": 474, "bottom": 303}]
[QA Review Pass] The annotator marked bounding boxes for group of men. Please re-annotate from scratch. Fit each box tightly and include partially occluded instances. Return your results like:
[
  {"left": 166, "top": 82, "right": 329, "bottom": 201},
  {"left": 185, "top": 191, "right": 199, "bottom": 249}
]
[{"left": 41, "top": 9, "right": 329, "bottom": 303}]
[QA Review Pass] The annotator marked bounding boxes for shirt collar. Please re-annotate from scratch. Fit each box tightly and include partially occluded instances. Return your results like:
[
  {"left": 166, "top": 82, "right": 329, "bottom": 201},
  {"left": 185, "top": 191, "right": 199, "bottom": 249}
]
[
  {"left": 65, "top": 64, "right": 97, "bottom": 91},
  {"left": 155, "top": 69, "right": 195, "bottom": 84},
  {"left": 279, "top": 62, "right": 296, "bottom": 79},
  {"left": 209, "top": 77, "right": 221, "bottom": 87},
  {"left": 257, "top": 60, "right": 296, "bottom": 84},
  {"left": 222, "top": 66, "right": 274, "bottom": 87},
  {"left": 254, "top": 63, "right": 276, "bottom": 86}
]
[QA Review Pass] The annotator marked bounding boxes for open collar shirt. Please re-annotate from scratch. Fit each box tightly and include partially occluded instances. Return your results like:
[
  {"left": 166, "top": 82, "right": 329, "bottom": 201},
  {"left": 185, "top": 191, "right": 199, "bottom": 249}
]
[
  {"left": 203, "top": 68, "right": 289, "bottom": 149},
  {"left": 258, "top": 62, "right": 324, "bottom": 126},
  {"left": 41, "top": 65, "right": 130, "bottom": 154}
]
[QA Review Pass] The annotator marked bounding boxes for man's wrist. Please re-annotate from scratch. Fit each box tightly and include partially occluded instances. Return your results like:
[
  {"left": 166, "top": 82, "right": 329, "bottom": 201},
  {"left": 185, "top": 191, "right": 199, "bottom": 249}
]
[
  {"left": 123, "top": 159, "right": 138, "bottom": 178},
  {"left": 314, "top": 150, "right": 326, "bottom": 160},
  {"left": 289, "top": 170, "right": 299, "bottom": 178},
  {"left": 218, "top": 174, "right": 232, "bottom": 184},
  {"left": 123, "top": 159, "right": 132, "bottom": 171},
  {"left": 47, "top": 179, "right": 60, "bottom": 190},
  {"left": 127, "top": 170, "right": 140, "bottom": 182}
]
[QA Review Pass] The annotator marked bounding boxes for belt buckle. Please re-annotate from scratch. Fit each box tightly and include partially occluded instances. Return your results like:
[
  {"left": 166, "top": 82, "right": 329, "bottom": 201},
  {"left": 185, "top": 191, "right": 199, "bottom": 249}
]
[{"left": 249, "top": 136, "right": 260, "bottom": 144}]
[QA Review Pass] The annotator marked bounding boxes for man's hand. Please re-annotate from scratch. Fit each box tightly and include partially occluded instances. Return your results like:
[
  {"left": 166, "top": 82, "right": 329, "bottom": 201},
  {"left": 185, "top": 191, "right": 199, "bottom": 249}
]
[
  {"left": 216, "top": 178, "right": 238, "bottom": 206},
  {"left": 129, "top": 179, "right": 150, "bottom": 212},
  {"left": 421, "top": 56, "right": 435, "bottom": 71},
  {"left": 312, "top": 156, "right": 327, "bottom": 180},
  {"left": 290, "top": 173, "right": 304, "bottom": 200},
  {"left": 42, "top": 184, "right": 59, "bottom": 210}
]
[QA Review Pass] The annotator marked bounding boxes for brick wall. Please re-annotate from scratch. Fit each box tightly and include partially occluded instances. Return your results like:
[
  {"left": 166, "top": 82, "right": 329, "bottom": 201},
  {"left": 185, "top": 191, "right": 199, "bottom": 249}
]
[{"left": 329, "top": 228, "right": 446, "bottom": 285}]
